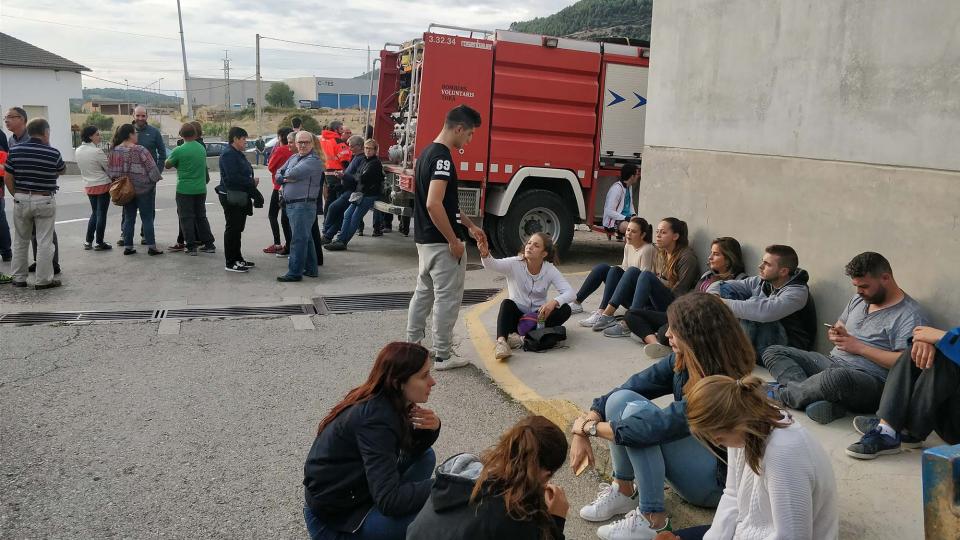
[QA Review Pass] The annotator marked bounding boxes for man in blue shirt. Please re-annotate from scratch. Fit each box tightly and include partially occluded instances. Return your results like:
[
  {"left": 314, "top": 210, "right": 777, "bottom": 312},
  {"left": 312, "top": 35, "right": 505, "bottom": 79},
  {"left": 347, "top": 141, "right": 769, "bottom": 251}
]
[
  {"left": 133, "top": 106, "right": 166, "bottom": 170},
  {"left": 3, "top": 118, "right": 65, "bottom": 289}
]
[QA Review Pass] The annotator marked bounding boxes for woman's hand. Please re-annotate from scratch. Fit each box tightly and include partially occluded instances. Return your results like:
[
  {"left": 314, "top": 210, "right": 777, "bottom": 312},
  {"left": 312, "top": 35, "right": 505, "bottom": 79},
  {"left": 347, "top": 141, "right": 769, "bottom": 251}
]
[
  {"left": 569, "top": 432, "right": 595, "bottom": 473},
  {"left": 544, "top": 484, "right": 569, "bottom": 518},
  {"left": 911, "top": 341, "right": 938, "bottom": 370},
  {"left": 409, "top": 406, "right": 440, "bottom": 431},
  {"left": 477, "top": 236, "right": 491, "bottom": 258},
  {"left": 538, "top": 300, "right": 559, "bottom": 320},
  {"left": 913, "top": 326, "right": 946, "bottom": 345}
]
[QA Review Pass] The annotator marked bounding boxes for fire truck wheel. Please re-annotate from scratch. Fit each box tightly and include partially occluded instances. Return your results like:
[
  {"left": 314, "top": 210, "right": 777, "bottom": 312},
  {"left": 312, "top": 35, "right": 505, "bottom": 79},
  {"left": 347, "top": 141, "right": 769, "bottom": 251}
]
[{"left": 496, "top": 189, "right": 573, "bottom": 258}]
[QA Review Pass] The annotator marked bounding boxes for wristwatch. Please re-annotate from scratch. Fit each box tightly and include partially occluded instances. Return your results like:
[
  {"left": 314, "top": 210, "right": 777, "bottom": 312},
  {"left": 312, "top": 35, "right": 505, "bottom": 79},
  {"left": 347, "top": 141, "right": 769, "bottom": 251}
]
[{"left": 587, "top": 421, "right": 598, "bottom": 437}]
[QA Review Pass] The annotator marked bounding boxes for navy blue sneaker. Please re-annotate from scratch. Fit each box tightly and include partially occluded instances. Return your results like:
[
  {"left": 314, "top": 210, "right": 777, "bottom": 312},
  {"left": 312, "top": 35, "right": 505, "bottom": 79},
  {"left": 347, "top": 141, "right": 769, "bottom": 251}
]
[
  {"left": 805, "top": 400, "right": 846, "bottom": 424},
  {"left": 846, "top": 428, "right": 901, "bottom": 459},
  {"left": 853, "top": 416, "right": 924, "bottom": 449}
]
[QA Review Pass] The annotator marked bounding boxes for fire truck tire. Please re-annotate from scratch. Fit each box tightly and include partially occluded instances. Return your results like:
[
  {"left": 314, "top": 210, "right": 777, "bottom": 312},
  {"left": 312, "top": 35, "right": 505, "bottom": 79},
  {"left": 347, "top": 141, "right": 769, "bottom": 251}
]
[
  {"left": 482, "top": 215, "right": 507, "bottom": 257},
  {"left": 496, "top": 189, "right": 573, "bottom": 257}
]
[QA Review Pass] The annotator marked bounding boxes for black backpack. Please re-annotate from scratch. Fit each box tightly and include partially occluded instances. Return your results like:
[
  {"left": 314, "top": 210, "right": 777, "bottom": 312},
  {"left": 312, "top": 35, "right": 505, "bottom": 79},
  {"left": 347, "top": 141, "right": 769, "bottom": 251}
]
[{"left": 523, "top": 326, "right": 567, "bottom": 352}]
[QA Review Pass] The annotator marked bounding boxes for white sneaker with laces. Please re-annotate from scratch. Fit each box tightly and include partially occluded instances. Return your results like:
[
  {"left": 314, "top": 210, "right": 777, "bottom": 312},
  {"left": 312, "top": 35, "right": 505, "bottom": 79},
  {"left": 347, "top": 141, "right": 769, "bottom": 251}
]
[
  {"left": 507, "top": 333, "right": 524, "bottom": 349},
  {"left": 434, "top": 357, "right": 470, "bottom": 371},
  {"left": 579, "top": 310, "right": 603, "bottom": 327},
  {"left": 596, "top": 510, "right": 657, "bottom": 540},
  {"left": 569, "top": 301, "right": 584, "bottom": 314},
  {"left": 643, "top": 343, "right": 673, "bottom": 359},
  {"left": 579, "top": 482, "right": 638, "bottom": 522}
]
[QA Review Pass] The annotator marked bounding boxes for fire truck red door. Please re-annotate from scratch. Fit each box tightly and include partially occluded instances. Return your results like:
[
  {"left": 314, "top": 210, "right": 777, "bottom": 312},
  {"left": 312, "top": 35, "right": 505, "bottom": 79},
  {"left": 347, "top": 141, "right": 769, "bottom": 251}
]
[{"left": 415, "top": 33, "right": 494, "bottom": 184}]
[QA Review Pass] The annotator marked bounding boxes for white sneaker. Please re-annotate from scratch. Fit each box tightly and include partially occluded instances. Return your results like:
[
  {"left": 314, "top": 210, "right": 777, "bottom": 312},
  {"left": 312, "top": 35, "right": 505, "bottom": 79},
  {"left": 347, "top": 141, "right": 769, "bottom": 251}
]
[
  {"left": 507, "top": 332, "right": 524, "bottom": 349},
  {"left": 579, "top": 482, "right": 638, "bottom": 522},
  {"left": 495, "top": 341, "right": 512, "bottom": 361},
  {"left": 434, "top": 357, "right": 470, "bottom": 371},
  {"left": 569, "top": 301, "right": 584, "bottom": 314},
  {"left": 644, "top": 343, "right": 673, "bottom": 359},
  {"left": 597, "top": 510, "right": 657, "bottom": 540},
  {"left": 579, "top": 310, "right": 603, "bottom": 327}
]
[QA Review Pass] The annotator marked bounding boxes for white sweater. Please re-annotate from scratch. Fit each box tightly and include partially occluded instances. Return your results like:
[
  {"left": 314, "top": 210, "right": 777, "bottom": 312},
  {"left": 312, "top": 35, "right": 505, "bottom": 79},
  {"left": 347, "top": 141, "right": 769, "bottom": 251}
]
[
  {"left": 74, "top": 142, "right": 111, "bottom": 187},
  {"left": 622, "top": 242, "right": 656, "bottom": 272},
  {"left": 481, "top": 256, "right": 575, "bottom": 313},
  {"left": 704, "top": 421, "right": 838, "bottom": 540}
]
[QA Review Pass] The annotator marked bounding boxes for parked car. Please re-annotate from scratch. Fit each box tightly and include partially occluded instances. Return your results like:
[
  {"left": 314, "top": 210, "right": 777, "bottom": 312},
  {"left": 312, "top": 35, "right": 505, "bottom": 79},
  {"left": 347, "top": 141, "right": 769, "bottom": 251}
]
[
  {"left": 245, "top": 135, "right": 278, "bottom": 160},
  {"left": 204, "top": 141, "right": 229, "bottom": 157}
]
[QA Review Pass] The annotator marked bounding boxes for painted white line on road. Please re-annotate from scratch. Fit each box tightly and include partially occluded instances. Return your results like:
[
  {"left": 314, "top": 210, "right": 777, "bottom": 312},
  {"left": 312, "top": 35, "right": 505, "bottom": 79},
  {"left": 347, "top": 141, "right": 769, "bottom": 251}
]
[{"left": 55, "top": 218, "right": 89, "bottom": 225}]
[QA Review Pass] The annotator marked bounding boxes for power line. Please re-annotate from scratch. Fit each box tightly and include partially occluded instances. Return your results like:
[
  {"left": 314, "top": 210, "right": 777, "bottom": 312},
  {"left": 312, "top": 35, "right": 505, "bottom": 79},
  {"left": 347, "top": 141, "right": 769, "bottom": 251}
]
[
  {"left": 81, "top": 72, "right": 256, "bottom": 94},
  {"left": 259, "top": 35, "right": 368, "bottom": 52}
]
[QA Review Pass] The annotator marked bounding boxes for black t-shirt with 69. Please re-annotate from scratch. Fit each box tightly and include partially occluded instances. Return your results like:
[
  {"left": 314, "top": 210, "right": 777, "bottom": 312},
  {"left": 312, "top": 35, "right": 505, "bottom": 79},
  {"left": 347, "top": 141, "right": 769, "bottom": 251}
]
[{"left": 413, "top": 142, "right": 460, "bottom": 244}]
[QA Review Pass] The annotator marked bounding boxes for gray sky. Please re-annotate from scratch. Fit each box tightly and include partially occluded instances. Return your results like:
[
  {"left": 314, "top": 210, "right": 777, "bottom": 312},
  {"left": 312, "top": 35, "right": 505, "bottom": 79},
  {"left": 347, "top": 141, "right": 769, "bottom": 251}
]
[{"left": 1, "top": 0, "right": 572, "bottom": 97}]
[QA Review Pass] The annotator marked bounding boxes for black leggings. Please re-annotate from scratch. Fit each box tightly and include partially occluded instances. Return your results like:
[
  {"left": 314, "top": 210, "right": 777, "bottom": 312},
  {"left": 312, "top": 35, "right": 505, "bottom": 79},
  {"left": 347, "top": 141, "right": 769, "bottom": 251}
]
[
  {"left": 496, "top": 299, "right": 571, "bottom": 339},
  {"left": 268, "top": 190, "right": 291, "bottom": 246},
  {"left": 624, "top": 308, "right": 669, "bottom": 344}
]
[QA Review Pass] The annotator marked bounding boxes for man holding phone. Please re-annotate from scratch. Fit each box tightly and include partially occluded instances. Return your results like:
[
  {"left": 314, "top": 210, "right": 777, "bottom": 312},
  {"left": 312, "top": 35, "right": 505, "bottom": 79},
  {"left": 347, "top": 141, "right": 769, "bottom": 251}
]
[
  {"left": 406, "top": 105, "right": 486, "bottom": 371},
  {"left": 764, "top": 252, "right": 927, "bottom": 424}
]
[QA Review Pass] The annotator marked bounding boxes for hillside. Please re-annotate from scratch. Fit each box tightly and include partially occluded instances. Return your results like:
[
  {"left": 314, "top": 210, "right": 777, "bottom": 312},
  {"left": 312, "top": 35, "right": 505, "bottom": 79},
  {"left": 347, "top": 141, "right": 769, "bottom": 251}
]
[
  {"left": 510, "top": 0, "right": 652, "bottom": 43},
  {"left": 82, "top": 87, "right": 181, "bottom": 105}
]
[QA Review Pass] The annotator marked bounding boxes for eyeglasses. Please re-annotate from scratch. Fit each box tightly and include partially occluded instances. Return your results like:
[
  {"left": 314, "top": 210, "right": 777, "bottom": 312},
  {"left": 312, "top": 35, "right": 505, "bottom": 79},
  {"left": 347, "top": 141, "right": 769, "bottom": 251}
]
[
  {"left": 4, "top": 115, "right": 23, "bottom": 120},
  {"left": 295, "top": 141, "right": 312, "bottom": 145}
]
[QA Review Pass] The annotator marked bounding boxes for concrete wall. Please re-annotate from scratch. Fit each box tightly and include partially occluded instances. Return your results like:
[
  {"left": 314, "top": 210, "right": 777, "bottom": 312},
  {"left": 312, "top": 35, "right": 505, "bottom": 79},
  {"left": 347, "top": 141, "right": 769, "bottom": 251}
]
[
  {"left": 643, "top": 0, "right": 960, "bottom": 336},
  {"left": 186, "top": 77, "right": 277, "bottom": 109},
  {"left": 0, "top": 67, "right": 82, "bottom": 160}
]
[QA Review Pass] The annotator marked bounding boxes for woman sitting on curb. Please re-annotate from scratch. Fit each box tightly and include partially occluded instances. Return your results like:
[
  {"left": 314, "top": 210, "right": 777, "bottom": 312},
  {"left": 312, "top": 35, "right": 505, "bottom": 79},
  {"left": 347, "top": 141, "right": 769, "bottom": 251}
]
[
  {"left": 569, "top": 293, "right": 755, "bottom": 540},
  {"left": 659, "top": 375, "right": 838, "bottom": 540},
  {"left": 626, "top": 237, "right": 746, "bottom": 359},
  {"left": 407, "top": 415, "right": 570, "bottom": 540},
  {"left": 571, "top": 217, "right": 655, "bottom": 320},
  {"left": 591, "top": 218, "right": 700, "bottom": 338},
  {"left": 479, "top": 232, "right": 575, "bottom": 361},
  {"left": 302, "top": 342, "right": 440, "bottom": 540}
]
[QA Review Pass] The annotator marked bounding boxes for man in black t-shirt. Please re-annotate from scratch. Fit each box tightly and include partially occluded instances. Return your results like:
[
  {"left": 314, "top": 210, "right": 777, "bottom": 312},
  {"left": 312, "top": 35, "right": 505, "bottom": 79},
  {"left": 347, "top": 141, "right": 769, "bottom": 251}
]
[{"left": 406, "top": 105, "right": 486, "bottom": 370}]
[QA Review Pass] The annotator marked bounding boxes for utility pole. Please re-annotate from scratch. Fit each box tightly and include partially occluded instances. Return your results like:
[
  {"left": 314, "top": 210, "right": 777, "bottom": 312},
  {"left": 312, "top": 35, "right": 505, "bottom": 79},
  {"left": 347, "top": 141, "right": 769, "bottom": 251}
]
[
  {"left": 223, "top": 50, "right": 231, "bottom": 131},
  {"left": 256, "top": 33, "right": 262, "bottom": 138},
  {"left": 176, "top": 0, "right": 193, "bottom": 119}
]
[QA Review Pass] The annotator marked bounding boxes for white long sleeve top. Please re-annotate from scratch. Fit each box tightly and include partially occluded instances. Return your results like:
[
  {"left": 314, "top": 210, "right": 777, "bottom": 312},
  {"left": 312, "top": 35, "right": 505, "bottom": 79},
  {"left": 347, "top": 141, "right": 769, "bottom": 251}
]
[
  {"left": 74, "top": 142, "right": 111, "bottom": 187},
  {"left": 704, "top": 420, "right": 838, "bottom": 540},
  {"left": 622, "top": 242, "right": 656, "bottom": 272},
  {"left": 602, "top": 181, "right": 635, "bottom": 228},
  {"left": 481, "top": 255, "right": 575, "bottom": 313}
]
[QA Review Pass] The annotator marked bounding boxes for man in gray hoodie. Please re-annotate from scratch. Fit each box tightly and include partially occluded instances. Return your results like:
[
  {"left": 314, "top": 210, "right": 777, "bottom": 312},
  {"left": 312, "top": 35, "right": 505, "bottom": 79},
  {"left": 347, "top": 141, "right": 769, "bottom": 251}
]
[{"left": 709, "top": 245, "right": 818, "bottom": 360}]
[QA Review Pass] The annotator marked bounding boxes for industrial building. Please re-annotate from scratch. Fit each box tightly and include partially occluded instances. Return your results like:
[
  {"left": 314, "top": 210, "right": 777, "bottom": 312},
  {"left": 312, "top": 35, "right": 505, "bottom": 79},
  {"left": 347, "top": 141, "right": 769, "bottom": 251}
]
[{"left": 185, "top": 76, "right": 376, "bottom": 110}]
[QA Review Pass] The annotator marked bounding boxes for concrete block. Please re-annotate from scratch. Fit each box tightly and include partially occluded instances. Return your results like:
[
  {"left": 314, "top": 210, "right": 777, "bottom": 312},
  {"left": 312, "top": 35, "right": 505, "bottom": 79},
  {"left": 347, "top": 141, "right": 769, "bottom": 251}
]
[
  {"left": 922, "top": 444, "right": 960, "bottom": 539},
  {"left": 290, "top": 315, "right": 315, "bottom": 331},
  {"left": 157, "top": 320, "right": 181, "bottom": 335}
]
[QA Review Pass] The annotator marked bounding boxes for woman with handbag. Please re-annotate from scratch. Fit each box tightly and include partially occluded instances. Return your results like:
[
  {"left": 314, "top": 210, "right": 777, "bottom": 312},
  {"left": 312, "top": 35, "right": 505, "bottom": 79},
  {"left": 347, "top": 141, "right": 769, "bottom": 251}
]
[
  {"left": 108, "top": 123, "right": 162, "bottom": 256},
  {"left": 478, "top": 232, "right": 575, "bottom": 362},
  {"left": 216, "top": 126, "right": 258, "bottom": 273}
]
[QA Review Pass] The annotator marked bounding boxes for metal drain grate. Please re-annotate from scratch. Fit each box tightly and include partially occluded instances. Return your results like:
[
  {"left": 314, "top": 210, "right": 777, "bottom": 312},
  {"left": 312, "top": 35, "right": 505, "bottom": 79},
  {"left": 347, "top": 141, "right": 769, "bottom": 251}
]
[
  {"left": 163, "top": 304, "right": 315, "bottom": 319},
  {"left": 316, "top": 288, "right": 501, "bottom": 315},
  {"left": 0, "top": 310, "right": 158, "bottom": 325}
]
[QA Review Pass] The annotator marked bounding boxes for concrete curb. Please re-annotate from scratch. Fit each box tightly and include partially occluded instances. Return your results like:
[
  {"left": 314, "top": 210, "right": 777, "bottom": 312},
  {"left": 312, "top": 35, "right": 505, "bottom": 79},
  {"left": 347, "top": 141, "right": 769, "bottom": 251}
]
[{"left": 463, "top": 292, "right": 715, "bottom": 527}]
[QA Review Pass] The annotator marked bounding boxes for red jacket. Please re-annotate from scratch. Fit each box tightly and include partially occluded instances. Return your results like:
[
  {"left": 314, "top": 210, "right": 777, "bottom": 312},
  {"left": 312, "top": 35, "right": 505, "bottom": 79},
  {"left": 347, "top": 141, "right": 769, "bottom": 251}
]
[
  {"left": 319, "top": 130, "right": 351, "bottom": 170},
  {"left": 267, "top": 144, "right": 294, "bottom": 190}
]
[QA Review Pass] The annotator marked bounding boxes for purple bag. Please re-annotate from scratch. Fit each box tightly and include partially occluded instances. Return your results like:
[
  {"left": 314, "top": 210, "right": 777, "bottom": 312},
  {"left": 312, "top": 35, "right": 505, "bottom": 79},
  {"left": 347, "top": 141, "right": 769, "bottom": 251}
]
[{"left": 518, "top": 311, "right": 540, "bottom": 336}]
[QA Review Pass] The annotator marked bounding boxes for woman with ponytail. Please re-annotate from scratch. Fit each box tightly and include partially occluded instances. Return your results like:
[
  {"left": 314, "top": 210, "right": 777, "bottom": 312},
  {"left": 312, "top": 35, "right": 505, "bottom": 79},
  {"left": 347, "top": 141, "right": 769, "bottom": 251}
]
[
  {"left": 302, "top": 342, "right": 440, "bottom": 540},
  {"left": 571, "top": 293, "right": 754, "bottom": 540},
  {"left": 659, "top": 375, "right": 838, "bottom": 540},
  {"left": 591, "top": 218, "right": 700, "bottom": 338},
  {"left": 408, "top": 415, "right": 569, "bottom": 540}
]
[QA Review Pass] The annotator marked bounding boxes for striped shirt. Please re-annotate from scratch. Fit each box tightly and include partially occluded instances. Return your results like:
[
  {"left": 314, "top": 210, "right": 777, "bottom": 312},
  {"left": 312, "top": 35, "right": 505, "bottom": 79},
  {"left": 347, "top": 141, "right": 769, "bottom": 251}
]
[{"left": 3, "top": 138, "right": 64, "bottom": 193}]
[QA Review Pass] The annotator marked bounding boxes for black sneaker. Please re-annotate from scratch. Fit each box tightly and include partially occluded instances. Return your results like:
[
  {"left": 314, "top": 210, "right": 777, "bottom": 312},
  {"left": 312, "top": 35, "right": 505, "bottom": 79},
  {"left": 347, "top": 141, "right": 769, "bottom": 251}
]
[
  {"left": 200, "top": 244, "right": 216, "bottom": 253},
  {"left": 225, "top": 263, "right": 248, "bottom": 273},
  {"left": 276, "top": 274, "right": 301, "bottom": 282},
  {"left": 117, "top": 238, "right": 126, "bottom": 247},
  {"left": 124, "top": 248, "right": 137, "bottom": 255},
  {"left": 320, "top": 236, "right": 333, "bottom": 246},
  {"left": 148, "top": 248, "right": 164, "bottom": 256},
  {"left": 805, "top": 400, "right": 846, "bottom": 425},
  {"left": 324, "top": 241, "right": 347, "bottom": 251},
  {"left": 83, "top": 242, "right": 93, "bottom": 250},
  {"left": 239, "top": 260, "right": 255, "bottom": 268},
  {"left": 93, "top": 243, "right": 113, "bottom": 251},
  {"left": 846, "top": 428, "right": 901, "bottom": 460},
  {"left": 34, "top": 280, "right": 62, "bottom": 290}
]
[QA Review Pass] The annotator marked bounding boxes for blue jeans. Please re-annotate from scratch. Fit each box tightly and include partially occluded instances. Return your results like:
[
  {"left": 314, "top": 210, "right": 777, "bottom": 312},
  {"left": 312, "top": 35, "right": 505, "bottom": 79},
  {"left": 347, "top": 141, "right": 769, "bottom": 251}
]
[
  {"left": 285, "top": 201, "right": 319, "bottom": 278},
  {"left": 0, "top": 196, "right": 11, "bottom": 258},
  {"left": 716, "top": 282, "right": 788, "bottom": 362},
  {"left": 322, "top": 191, "right": 352, "bottom": 240},
  {"left": 339, "top": 196, "right": 378, "bottom": 245},
  {"left": 86, "top": 193, "right": 110, "bottom": 244},
  {"left": 122, "top": 188, "right": 156, "bottom": 247},
  {"left": 304, "top": 448, "right": 436, "bottom": 540},
  {"left": 605, "top": 389, "right": 723, "bottom": 513},
  {"left": 576, "top": 263, "right": 625, "bottom": 309},
  {"left": 610, "top": 268, "right": 675, "bottom": 311}
]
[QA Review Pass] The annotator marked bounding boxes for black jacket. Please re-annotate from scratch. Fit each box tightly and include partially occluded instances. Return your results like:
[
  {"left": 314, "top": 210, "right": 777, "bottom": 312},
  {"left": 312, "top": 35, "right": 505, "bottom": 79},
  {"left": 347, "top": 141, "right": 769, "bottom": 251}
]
[
  {"left": 302, "top": 393, "right": 439, "bottom": 533},
  {"left": 358, "top": 156, "right": 385, "bottom": 197},
  {"left": 407, "top": 454, "right": 565, "bottom": 540}
]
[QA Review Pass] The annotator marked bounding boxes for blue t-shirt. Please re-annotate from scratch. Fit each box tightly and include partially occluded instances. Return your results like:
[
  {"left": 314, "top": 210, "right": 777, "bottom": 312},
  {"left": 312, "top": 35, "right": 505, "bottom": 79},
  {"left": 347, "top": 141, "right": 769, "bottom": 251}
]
[{"left": 830, "top": 294, "right": 928, "bottom": 381}]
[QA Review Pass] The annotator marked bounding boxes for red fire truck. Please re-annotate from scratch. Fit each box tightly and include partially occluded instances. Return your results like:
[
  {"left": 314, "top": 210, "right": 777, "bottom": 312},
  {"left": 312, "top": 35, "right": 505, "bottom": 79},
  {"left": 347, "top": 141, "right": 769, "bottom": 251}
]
[{"left": 372, "top": 24, "right": 649, "bottom": 256}]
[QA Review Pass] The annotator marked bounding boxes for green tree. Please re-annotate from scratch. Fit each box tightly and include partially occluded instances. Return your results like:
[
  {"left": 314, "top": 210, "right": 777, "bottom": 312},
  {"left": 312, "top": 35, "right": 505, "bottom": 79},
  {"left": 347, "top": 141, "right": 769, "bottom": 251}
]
[
  {"left": 265, "top": 82, "right": 296, "bottom": 108},
  {"left": 85, "top": 112, "right": 114, "bottom": 132},
  {"left": 278, "top": 113, "right": 321, "bottom": 134}
]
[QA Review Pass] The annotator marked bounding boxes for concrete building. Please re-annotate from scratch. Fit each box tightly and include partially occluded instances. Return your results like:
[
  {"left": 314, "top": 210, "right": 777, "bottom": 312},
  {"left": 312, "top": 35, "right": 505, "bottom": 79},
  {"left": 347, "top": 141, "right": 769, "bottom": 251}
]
[
  {"left": 0, "top": 32, "right": 88, "bottom": 160},
  {"left": 84, "top": 98, "right": 137, "bottom": 116},
  {"left": 285, "top": 77, "right": 377, "bottom": 109},
  {"left": 185, "top": 77, "right": 278, "bottom": 111},
  {"left": 642, "top": 1, "right": 960, "bottom": 339}
]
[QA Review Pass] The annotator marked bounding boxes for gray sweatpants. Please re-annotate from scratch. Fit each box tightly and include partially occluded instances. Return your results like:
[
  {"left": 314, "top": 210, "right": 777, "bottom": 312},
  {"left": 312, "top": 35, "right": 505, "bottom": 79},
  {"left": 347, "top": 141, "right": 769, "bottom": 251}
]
[{"left": 406, "top": 242, "right": 466, "bottom": 360}]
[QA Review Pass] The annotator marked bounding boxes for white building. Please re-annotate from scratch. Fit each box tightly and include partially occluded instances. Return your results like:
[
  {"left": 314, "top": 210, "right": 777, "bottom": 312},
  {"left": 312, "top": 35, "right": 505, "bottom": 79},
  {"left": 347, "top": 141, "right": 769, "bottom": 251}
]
[{"left": 0, "top": 32, "right": 88, "bottom": 161}]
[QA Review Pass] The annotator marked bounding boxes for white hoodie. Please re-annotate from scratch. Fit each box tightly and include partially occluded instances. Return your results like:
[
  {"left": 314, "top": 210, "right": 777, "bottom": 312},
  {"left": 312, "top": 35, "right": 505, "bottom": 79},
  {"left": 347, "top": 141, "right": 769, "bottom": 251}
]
[{"left": 481, "top": 256, "right": 575, "bottom": 313}]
